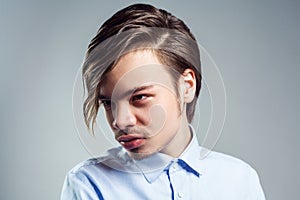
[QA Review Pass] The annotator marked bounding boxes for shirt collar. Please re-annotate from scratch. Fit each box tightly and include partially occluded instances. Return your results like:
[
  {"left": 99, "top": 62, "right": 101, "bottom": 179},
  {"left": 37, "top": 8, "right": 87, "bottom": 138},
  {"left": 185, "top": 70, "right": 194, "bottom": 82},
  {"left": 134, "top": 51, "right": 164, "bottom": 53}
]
[
  {"left": 101, "top": 125, "right": 202, "bottom": 183},
  {"left": 100, "top": 147, "right": 173, "bottom": 182},
  {"left": 135, "top": 125, "right": 202, "bottom": 183},
  {"left": 178, "top": 125, "right": 203, "bottom": 176}
]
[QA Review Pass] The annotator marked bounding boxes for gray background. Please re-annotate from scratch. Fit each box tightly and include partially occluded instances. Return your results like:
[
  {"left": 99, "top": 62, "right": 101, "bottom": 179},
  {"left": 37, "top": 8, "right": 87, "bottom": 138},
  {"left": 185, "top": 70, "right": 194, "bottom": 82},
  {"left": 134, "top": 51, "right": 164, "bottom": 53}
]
[{"left": 1, "top": 0, "right": 299, "bottom": 199}]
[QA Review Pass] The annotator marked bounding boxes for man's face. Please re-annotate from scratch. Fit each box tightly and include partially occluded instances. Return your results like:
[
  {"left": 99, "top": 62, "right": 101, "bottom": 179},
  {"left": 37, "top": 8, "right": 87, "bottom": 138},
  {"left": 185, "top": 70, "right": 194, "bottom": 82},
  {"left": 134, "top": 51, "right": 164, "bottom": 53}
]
[{"left": 99, "top": 51, "right": 190, "bottom": 159}]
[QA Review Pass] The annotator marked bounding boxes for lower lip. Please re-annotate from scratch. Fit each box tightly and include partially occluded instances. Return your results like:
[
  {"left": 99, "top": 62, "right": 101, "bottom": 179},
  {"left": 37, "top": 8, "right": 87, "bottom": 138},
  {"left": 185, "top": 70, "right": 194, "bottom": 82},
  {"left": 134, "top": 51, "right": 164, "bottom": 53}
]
[{"left": 120, "top": 139, "right": 145, "bottom": 150}]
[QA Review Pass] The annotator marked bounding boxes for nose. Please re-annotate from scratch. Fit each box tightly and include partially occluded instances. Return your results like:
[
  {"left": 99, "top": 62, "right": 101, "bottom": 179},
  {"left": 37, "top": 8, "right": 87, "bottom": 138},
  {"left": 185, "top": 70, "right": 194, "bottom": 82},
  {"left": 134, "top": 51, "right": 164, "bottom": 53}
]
[{"left": 112, "top": 103, "right": 136, "bottom": 130}]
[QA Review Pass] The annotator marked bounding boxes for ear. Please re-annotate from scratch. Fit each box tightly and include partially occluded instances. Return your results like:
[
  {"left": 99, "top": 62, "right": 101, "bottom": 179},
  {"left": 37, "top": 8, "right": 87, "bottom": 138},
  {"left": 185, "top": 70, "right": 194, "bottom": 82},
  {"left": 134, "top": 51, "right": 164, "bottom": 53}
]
[{"left": 182, "top": 68, "right": 196, "bottom": 103}]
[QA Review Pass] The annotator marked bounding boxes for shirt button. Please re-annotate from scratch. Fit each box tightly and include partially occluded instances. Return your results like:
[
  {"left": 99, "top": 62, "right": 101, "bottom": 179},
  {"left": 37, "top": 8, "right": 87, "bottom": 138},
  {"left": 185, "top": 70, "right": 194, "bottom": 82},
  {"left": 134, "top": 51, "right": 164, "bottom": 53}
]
[{"left": 177, "top": 192, "right": 183, "bottom": 198}]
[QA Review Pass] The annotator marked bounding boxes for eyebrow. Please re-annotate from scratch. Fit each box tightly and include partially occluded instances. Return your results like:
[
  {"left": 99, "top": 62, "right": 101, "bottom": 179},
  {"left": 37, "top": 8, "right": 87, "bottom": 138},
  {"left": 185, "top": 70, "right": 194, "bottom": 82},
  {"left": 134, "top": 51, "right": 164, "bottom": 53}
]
[{"left": 99, "top": 84, "right": 154, "bottom": 100}]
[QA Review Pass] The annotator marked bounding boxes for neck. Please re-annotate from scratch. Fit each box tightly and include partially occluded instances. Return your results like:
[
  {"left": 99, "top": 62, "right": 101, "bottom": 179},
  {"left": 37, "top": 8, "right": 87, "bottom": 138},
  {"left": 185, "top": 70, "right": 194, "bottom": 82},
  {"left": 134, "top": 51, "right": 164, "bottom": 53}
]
[{"left": 161, "top": 120, "right": 192, "bottom": 158}]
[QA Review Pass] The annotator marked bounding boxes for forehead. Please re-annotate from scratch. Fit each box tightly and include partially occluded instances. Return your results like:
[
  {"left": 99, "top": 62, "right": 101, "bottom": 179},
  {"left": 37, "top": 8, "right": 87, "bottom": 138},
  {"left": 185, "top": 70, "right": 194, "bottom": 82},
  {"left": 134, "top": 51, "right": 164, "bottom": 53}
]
[{"left": 100, "top": 51, "right": 177, "bottom": 98}]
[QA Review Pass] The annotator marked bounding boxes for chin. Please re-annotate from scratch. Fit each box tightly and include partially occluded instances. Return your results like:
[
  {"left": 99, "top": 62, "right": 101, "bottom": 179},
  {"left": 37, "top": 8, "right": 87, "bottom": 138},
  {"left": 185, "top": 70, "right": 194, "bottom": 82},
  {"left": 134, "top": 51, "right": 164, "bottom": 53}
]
[
  {"left": 127, "top": 146, "right": 164, "bottom": 160},
  {"left": 128, "top": 150, "right": 153, "bottom": 160}
]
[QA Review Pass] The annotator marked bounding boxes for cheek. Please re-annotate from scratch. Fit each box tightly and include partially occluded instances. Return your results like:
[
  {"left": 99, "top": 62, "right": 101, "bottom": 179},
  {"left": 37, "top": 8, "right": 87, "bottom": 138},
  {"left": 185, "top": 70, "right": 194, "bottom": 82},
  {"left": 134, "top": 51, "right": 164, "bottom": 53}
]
[
  {"left": 161, "top": 95, "right": 180, "bottom": 117},
  {"left": 148, "top": 95, "right": 180, "bottom": 132},
  {"left": 135, "top": 108, "right": 152, "bottom": 126}
]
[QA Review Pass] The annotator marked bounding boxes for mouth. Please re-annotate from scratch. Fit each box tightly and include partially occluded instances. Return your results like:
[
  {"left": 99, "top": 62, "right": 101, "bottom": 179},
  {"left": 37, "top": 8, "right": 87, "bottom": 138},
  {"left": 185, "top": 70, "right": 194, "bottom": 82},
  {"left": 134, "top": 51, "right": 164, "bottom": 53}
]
[{"left": 117, "top": 134, "right": 146, "bottom": 150}]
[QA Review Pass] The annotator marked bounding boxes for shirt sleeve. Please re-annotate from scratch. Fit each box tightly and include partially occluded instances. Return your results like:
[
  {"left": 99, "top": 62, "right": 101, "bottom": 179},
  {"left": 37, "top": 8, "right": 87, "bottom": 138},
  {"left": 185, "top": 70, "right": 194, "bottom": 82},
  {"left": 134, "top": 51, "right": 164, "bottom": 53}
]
[
  {"left": 60, "top": 172, "right": 104, "bottom": 200},
  {"left": 246, "top": 167, "right": 266, "bottom": 200}
]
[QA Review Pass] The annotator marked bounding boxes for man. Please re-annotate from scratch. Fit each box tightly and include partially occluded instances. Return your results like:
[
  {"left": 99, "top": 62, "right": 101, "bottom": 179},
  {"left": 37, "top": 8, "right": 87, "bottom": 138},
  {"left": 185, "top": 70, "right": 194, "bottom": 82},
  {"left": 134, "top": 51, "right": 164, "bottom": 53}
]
[{"left": 62, "top": 3, "right": 265, "bottom": 199}]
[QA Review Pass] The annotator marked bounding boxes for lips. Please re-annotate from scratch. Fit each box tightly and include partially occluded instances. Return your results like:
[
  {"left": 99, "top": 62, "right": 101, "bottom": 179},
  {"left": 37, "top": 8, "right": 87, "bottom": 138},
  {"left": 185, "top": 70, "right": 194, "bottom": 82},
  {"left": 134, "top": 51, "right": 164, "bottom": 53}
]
[{"left": 117, "top": 134, "right": 145, "bottom": 150}]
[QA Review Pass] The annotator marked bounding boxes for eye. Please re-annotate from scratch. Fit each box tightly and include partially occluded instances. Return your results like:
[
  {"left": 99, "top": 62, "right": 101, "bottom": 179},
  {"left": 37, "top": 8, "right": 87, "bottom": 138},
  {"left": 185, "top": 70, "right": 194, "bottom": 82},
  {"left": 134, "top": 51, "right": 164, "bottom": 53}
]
[
  {"left": 101, "top": 99, "right": 112, "bottom": 110},
  {"left": 131, "top": 94, "right": 147, "bottom": 102},
  {"left": 130, "top": 94, "right": 153, "bottom": 106}
]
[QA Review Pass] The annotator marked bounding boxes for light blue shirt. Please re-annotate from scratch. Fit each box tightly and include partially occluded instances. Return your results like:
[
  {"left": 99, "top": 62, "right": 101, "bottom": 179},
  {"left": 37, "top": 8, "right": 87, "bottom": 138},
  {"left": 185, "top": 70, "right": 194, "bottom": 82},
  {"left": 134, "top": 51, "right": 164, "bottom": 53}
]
[{"left": 61, "top": 128, "right": 265, "bottom": 199}]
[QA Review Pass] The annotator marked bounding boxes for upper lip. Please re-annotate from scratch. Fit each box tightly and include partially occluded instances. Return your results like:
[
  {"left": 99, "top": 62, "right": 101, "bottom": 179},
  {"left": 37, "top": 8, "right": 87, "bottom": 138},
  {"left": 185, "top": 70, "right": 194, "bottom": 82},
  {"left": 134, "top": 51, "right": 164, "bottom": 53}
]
[{"left": 117, "top": 134, "right": 145, "bottom": 142}]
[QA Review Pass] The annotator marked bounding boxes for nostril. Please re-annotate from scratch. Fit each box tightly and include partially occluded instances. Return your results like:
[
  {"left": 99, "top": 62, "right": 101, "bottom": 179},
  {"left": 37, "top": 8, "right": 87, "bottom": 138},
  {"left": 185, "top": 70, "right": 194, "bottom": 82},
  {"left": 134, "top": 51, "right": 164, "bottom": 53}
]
[{"left": 112, "top": 120, "right": 118, "bottom": 129}]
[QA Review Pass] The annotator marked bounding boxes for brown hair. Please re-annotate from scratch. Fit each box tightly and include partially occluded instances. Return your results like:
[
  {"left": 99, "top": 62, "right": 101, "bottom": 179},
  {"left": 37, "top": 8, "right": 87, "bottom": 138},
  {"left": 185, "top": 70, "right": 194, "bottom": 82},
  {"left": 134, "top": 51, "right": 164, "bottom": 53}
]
[{"left": 82, "top": 3, "right": 202, "bottom": 132}]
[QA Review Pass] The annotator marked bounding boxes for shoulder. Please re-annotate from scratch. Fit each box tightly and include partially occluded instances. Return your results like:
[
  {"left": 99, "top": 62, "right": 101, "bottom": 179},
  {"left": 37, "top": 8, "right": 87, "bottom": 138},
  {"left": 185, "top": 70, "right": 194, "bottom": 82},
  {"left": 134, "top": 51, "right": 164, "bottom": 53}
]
[
  {"left": 67, "top": 146, "right": 126, "bottom": 177},
  {"left": 61, "top": 147, "right": 125, "bottom": 199},
  {"left": 200, "top": 150, "right": 258, "bottom": 177},
  {"left": 203, "top": 150, "right": 253, "bottom": 168},
  {"left": 199, "top": 150, "right": 265, "bottom": 198},
  {"left": 196, "top": 149, "right": 266, "bottom": 199}
]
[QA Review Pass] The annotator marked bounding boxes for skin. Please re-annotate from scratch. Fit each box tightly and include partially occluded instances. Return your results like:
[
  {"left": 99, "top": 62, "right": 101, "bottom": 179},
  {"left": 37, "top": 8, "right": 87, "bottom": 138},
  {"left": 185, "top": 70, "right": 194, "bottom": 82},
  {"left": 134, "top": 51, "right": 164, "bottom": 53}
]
[{"left": 99, "top": 50, "right": 196, "bottom": 160}]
